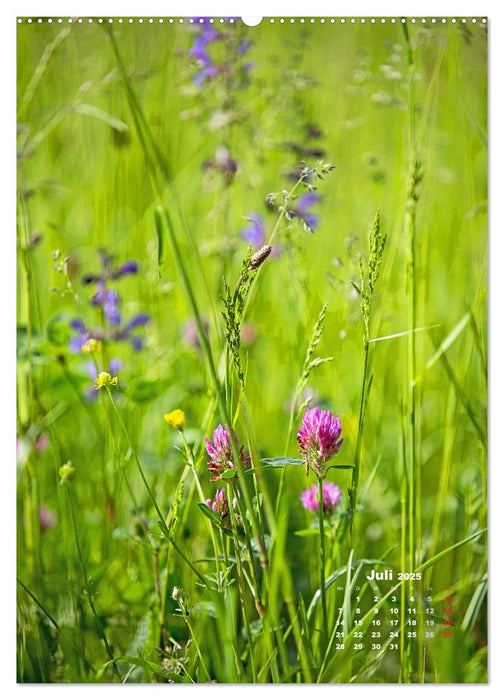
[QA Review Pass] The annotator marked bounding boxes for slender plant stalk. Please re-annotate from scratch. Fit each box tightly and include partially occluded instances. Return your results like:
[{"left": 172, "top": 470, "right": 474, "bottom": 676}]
[
  {"left": 152, "top": 547, "right": 169, "bottom": 650},
  {"left": 349, "top": 211, "right": 385, "bottom": 538},
  {"left": 229, "top": 481, "right": 280, "bottom": 680},
  {"left": 349, "top": 340, "right": 370, "bottom": 537},
  {"left": 173, "top": 588, "right": 212, "bottom": 682},
  {"left": 182, "top": 613, "right": 211, "bottom": 682},
  {"left": 231, "top": 483, "right": 263, "bottom": 616},
  {"left": 317, "top": 478, "right": 329, "bottom": 643},
  {"left": 226, "top": 484, "right": 258, "bottom": 682}
]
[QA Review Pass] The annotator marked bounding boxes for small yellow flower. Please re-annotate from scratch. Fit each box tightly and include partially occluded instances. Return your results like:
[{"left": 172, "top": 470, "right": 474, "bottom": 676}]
[
  {"left": 59, "top": 461, "right": 75, "bottom": 485},
  {"left": 94, "top": 371, "right": 119, "bottom": 390},
  {"left": 164, "top": 409, "right": 186, "bottom": 432},
  {"left": 81, "top": 338, "right": 102, "bottom": 354}
]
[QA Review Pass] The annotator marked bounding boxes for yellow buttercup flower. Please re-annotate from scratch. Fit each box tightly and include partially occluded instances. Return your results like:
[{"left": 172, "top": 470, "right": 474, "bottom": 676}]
[
  {"left": 94, "top": 371, "right": 118, "bottom": 390},
  {"left": 164, "top": 409, "right": 186, "bottom": 431},
  {"left": 81, "top": 338, "right": 103, "bottom": 354}
]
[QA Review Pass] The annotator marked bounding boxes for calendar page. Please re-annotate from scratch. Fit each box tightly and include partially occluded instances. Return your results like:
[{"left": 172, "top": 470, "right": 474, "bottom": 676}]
[{"left": 16, "top": 15, "right": 487, "bottom": 684}]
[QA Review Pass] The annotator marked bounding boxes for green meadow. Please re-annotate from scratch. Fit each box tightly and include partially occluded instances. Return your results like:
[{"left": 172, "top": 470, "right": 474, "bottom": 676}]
[{"left": 16, "top": 17, "right": 487, "bottom": 683}]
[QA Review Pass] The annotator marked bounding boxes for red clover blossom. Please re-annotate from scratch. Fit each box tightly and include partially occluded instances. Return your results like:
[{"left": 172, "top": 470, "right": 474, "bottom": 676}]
[
  {"left": 297, "top": 407, "right": 343, "bottom": 478},
  {"left": 301, "top": 482, "right": 342, "bottom": 515},
  {"left": 205, "top": 488, "right": 239, "bottom": 530},
  {"left": 205, "top": 424, "right": 249, "bottom": 482}
]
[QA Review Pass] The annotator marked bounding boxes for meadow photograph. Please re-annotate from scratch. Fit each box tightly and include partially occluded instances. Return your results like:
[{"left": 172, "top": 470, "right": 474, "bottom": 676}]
[{"left": 16, "top": 15, "right": 487, "bottom": 683}]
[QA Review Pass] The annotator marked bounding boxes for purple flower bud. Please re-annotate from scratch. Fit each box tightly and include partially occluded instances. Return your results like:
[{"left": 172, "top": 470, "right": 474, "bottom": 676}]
[
  {"left": 82, "top": 274, "right": 102, "bottom": 285},
  {"left": 115, "top": 260, "right": 139, "bottom": 277},
  {"left": 108, "top": 358, "right": 122, "bottom": 375},
  {"left": 205, "top": 488, "right": 240, "bottom": 530},
  {"left": 130, "top": 336, "right": 145, "bottom": 352},
  {"left": 238, "top": 39, "right": 252, "bottom": 56},
  {"left": 103, "top": 290, "right": 121, "bottom": 326},
  {"left": 125, "top": 313, "right": 151, "bottom": 331}
]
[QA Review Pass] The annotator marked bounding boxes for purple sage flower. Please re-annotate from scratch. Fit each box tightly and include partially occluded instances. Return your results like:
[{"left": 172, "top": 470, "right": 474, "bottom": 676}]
[
  {"left": 241, "top": 213, "right": 282, "bottom": 257},
  {"left": 242, "top": 213, "right": 265, "bottom": 247},
  {"left": 83, "top": 251, "right": 139, "bottom": 284},
  {"left": 69, "top": 251, "right": 150, "bottom": 358},
  {"left": 102, "top": 289, "right": 121, "bottom": 326},
  {"left": 78, "top": 252, "right": 149, "bottom": 349},
  {"left": 188, "top": 18, "right": 254, "bottom": 89},
  {"left": 124, "top": 313, "right": 151, "bottom": 333},
  {"left": 301, "top": 482, "right": 342, "bottom": 515},
  {"left": 188, "top": 36, "right": 213, "bottom": 63},
  {"left": 297, "top": 407, "right": 344, "bottom": 477},
  {"left": 290, "top": 192, "right": 321, "bottom": 232},
  {"left": 113, "top": 313, "right": 151, "bottom": 350},
  {"left": 191, "top": 18, "right": 220, "bottom": 43},
  {"left": 116, "top": 260, "right": 139, "bottom": 277},
  {"left": 188, "top": 20, "right": 222, "bottom": 87},
  {"left": 205, "top": 424, "right": 250, "bottom": 482}
]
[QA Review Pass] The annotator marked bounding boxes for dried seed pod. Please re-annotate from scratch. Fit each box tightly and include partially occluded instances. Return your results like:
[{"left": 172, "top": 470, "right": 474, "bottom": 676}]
[{"left": 248, "top": 245, "right": 272, "bottom": 270}]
